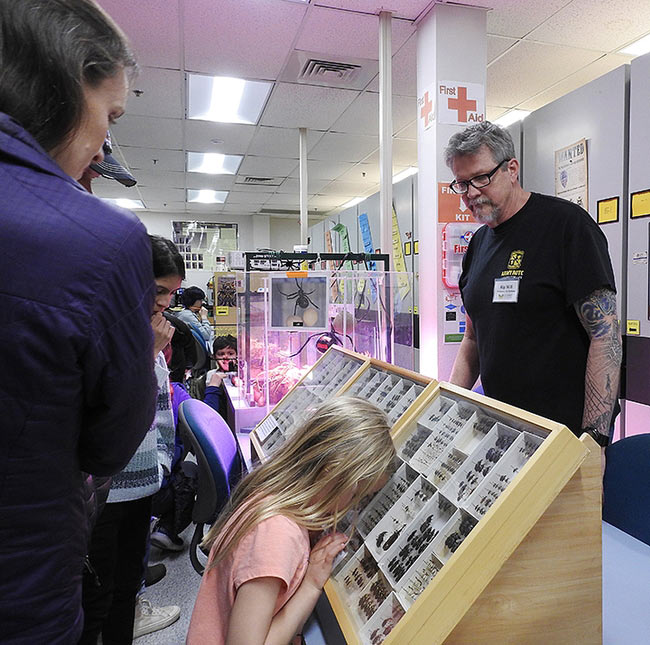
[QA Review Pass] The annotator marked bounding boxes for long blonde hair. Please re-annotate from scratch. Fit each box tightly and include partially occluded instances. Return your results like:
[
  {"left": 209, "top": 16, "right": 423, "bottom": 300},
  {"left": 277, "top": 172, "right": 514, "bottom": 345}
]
[{"left": 203, "top": 396, "right": 395, "bottom": 569}]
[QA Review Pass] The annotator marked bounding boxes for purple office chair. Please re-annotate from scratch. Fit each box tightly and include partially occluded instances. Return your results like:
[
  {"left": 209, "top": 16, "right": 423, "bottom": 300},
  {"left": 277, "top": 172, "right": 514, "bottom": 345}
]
[{"left": 178, "top": 399, "right": 245, "bottom": 574}]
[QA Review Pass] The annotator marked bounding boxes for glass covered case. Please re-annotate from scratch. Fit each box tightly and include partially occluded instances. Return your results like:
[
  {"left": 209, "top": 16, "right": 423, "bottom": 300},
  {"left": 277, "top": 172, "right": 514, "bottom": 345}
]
[{"left": 236, "top": 269, "right": 415, "bottom": 413}]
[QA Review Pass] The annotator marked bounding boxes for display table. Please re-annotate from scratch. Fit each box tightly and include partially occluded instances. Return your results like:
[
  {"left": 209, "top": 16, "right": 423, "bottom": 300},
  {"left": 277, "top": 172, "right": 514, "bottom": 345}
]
[
  {"left": 305, "top": 522, "right": 648, "bottom": 645},
  {"left": 223, "top": 381, "right": 266, "bottom": 434},
  {"left": 602, "top": 521, "right": 650, "bottom": 644}
]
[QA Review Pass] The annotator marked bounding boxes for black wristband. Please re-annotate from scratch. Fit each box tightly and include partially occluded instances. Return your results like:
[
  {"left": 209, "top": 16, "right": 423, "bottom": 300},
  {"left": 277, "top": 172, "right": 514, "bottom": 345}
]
[{"left": 582, "top": 427, "right": 609, "bottom": 447}]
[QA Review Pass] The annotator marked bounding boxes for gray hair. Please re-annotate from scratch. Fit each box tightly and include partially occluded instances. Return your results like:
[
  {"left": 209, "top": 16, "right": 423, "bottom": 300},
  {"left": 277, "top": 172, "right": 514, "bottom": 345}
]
[{"left": 444, "top": 122, "right": 515, "bottom": 168}]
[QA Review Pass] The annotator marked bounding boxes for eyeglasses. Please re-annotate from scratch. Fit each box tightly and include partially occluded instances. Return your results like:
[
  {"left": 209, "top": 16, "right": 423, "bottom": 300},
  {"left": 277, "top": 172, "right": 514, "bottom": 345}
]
[{"left": 449, "top": 159, "right": 508, "bottom": 194}]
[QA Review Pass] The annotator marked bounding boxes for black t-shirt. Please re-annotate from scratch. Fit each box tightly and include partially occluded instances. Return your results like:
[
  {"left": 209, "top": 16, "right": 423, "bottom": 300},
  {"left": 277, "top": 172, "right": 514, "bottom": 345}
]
[{"left": 459, "top": 192, "right": 616, "bottom": 434}]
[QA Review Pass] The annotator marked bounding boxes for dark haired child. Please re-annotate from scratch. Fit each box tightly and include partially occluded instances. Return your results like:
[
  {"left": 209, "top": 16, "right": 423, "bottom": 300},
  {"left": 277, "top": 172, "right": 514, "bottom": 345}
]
[{"left": 204, "top": 335, "right": 238, "bottom": 417}]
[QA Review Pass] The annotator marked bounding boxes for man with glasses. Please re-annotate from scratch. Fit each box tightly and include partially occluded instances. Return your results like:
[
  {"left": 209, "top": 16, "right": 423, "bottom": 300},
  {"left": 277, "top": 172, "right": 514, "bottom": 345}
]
[{"left": 446, "top": 122, "right": 621, "bottom": 462}]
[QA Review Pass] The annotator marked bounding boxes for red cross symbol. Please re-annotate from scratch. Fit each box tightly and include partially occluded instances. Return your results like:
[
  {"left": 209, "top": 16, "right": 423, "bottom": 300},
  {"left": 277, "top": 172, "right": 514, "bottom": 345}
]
[
  {"left": 420, "top": 91, "right": 433, "bottom": 125},
  {"left": 448, "top": 86, "right": 476, "bottom": 123}
]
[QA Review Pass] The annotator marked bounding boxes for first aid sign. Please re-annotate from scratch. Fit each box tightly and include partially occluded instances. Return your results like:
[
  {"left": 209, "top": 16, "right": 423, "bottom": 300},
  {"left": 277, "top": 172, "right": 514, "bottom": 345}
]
[{"left": 438, "top": 81, "right": 485, "bottom": 125}]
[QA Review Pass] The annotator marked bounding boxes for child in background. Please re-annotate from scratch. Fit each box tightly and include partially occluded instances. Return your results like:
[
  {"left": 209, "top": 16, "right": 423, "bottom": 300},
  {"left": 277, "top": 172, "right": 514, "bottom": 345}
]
[
  {"left": 186, "top": 396, "right": 395, "bottom": 645},
  {"left": 204, "top": 335, "right": 238, "bottom": 417}
]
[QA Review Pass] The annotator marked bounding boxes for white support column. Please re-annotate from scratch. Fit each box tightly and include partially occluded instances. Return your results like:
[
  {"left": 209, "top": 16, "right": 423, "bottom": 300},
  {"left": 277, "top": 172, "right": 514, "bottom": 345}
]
[
  {"left": 379, "top": 10, "right": 393, "bottom": 264},
  {"left": 299, "top": 127, "right": 308, "bottom": 245},
  {"left": 416, "top": 4, "right": 487, "bottom": 379}
]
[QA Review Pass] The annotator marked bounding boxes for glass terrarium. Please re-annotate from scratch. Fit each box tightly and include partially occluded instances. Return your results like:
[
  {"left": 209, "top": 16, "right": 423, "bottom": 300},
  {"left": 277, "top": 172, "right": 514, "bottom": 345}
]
[{"left": 236, "top": 269, "right": 415, "bottom": 412}]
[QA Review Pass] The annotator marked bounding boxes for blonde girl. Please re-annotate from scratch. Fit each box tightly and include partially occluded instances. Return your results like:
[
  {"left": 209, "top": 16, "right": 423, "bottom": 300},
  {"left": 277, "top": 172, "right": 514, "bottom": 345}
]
[{"left": 187, "top": 396, "right": 396, "bottom": 645}]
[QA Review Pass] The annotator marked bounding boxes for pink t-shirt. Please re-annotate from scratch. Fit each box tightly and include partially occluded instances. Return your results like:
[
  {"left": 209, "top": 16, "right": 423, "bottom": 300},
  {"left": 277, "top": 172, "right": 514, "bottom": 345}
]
[{"left": 187, "top": 514, "right": 310, "bottom": 644}]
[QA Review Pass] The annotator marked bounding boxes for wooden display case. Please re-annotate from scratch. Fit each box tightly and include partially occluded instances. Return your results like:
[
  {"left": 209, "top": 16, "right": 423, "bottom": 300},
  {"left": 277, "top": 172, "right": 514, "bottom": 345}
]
[{"left": 250, "top": 349, "right": 602, "bottom": 644}]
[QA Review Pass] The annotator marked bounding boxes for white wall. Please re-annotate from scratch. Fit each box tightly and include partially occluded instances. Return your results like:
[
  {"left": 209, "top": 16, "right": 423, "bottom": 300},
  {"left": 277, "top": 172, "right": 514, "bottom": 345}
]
[
  {"left": 136, "top": 210, "right": 255, "bottom": 287},
  {"left": 269, "top": 218, "right": 302, "bottom": 251}
]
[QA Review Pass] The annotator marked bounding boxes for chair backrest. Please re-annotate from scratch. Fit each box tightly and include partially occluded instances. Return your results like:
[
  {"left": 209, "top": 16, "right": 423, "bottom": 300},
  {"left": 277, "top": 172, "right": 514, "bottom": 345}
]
[
  {"left": 178, "top": 399, "right": 241, "bottom": 524},
  {"left": 603, "top": 434, "right": 650, "bottom": 546},
  {"left": 189, "top": 328, "right": 209, "bottom": 371}
]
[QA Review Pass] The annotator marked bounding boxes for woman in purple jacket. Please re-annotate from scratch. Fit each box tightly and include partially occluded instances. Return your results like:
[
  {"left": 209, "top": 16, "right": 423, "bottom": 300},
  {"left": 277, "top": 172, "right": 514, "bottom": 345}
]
[{"left": 0, "top": 2, "right": 156, "bottom": 643}]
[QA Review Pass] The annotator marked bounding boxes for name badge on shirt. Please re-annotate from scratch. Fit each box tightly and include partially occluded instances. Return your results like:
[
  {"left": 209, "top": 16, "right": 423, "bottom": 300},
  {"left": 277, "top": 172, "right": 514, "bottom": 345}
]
[{"left": 493, "top": 277, "right": 520, "bottom": 303}]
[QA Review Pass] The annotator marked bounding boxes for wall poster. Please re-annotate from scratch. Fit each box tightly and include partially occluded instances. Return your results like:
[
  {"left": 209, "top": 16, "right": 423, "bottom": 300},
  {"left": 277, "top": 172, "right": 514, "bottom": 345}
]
[{"left": 554, "top": 139, "right": 589, "bottom": 209}]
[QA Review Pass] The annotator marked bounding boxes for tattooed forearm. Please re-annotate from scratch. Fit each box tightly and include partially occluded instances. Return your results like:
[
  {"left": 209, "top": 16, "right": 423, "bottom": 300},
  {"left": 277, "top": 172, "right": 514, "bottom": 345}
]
[{"left": 575, "top": 289, "right": 622, "bottom": 436}]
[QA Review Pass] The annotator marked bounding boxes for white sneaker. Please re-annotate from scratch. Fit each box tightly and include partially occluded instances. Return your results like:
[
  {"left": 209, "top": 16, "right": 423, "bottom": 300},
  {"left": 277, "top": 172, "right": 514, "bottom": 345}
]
[
  {"left": 133, "top": 597, "right": 180, "bottom": 639},
  {"left": 150, "top": 529, "right": 185, "bottom": 552}
]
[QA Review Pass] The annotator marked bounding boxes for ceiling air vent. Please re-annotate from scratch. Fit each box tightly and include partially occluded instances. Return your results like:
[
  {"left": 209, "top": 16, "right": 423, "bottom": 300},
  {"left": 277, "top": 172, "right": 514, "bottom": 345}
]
[
  {"left": 300, "top": 59, "right": 361, "bottom": 84},
  {"left": 280, "top": 50, "right": 378, "bottom": 90},
  {"left": 235, "top": 176, "right": 285, "bottom": 187}
]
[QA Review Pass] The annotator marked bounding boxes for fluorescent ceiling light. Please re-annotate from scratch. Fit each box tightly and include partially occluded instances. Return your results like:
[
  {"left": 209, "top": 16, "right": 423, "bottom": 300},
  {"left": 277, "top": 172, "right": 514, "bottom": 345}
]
[
  {"left": 187, "top": 189, "right": 229, "bottom": 204},
  {"left": 187, "top": 73, "right": 272, "bottom": 124},
  {"left": 187, "top": 152, "right": 242, "bottom": 175},
  {"left": 342, "top": 197, "right": 366, "bottom": 209},
  {"left": 393, "top": 167, "right": 418, "bottom": 184},
  {"left": 102, "top": 198, "right": 145, "bottom": 209},
  {"left": 493, "top": 109, "right": 531, "bottom": 127},
  {"left": 619, "top": 33, "right": 650, "bottom": 57}
]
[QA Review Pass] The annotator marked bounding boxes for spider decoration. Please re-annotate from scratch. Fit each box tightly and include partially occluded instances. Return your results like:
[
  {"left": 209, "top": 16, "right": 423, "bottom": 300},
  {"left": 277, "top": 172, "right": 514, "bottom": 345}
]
[{"left": 278, "top": 278, "right": 320, "bottom": 315}]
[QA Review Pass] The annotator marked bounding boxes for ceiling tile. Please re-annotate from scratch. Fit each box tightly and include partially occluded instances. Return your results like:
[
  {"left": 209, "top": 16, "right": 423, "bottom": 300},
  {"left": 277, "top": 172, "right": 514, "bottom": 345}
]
[
  {"left": 138, "top": 186, "right": 186, "bottom": 202},
  {"left": 488, "top": 35, "right": 518, "bottom": 63},
  {"left": 330, "top": 93, "right": 416, "bottom": 136},
  {"left": 186, "top": 202, "right": 226, "bottom": 213},
  {"left": 142, "top": 201, "right": 187, "bottom": 212},
  {"left": 125, "top": 67, "right": 183, "bottom": 119},
  {"left": 325, "top": 180, "right": 376, "bottom": 196},
  {"left": 182, "top": 0, "right": 307, "bottom": 79},
  {"left": 367, "top": 32, "right": 417, "bottom": 97},
  {"left": 238, "top": 156, "right": 298, "bottom": 177},
  {"left": 92, "top": 180, "right": 142, "bottom": 199},
  {"left": 486, "top": 106, "right": 510, "bottom": 121},
  {"left": 309, "top": 194, "right": 355, "bottom": 209},
  {"left": 487, "top": 40, "right": 602, "bottom": 107},
  {"left": 518, "top": 53, "right": 633, "bottom": 112},
  {"left": 362, "top": 138, "right": 417, "bottom": 167},
  {"left": 313, "top": 1, "right": 435, "bottom": 21},
  {"left": 309, "top": 132, "right": 379, "bottom": 162},
  {"left": 265, "top": 193, "right": 304, "bottom": 206},
  {"left": 247, "top": 127, "right": 325, "bottom": 159},
  {"left": 118, "top": 147, "right": 185, "bottom": 172},
  {"left": 484, "top": 0, "right": 572, "bottom": 39},
  {"left": 260, "top": 83, "right": 360, "bottom": 129},
  {"left": 336, "top": 163, "right": 383, "bottom": 185},
  {"left": 528, "top": 0, "right": 650, "bottom": 51},
  {"left": 98, "top": 0, "right": 181, "bottom": 69},
  {"left": 110, "top": 116, "right": 183, "bottom": 150},
  {"left": 288, "top": 159, "right": 356, "bottom": 181},
  {"left": 135, "top": 170, "right": 185, "bottom": 189},
  {"left": 184, "top": 121, "right": 257, "bottom": 155},
  {"left": 222, "top": 203, "right": 261, "bottom": 214},
  {"left": 275, "top": 177, "right": 329, "bottom": 195},
  {"left": 225, "top": 191, "right": 272, "bottom": 205},
  {"left": 296, "top": 5, "right": 414, "bottom": 60}
]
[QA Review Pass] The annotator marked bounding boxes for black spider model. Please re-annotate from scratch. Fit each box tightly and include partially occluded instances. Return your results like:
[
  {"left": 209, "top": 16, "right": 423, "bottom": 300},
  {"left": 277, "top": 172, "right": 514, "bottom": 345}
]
[{"left": 278, "top": 278, "right": 320, "bottom": 315}]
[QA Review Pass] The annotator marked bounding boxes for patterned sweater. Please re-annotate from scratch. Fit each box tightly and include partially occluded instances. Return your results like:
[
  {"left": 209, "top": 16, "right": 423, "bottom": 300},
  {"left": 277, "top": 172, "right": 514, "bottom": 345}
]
[{"left": 107, "top": 353, "right": 175, "bottom": 503}]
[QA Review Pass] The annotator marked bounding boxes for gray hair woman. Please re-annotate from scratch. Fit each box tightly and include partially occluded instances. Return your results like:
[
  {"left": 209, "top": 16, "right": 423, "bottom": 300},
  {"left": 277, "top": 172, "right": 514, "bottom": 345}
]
[{"left": 0, "top": 2, "right": 157, "bottom": 642}]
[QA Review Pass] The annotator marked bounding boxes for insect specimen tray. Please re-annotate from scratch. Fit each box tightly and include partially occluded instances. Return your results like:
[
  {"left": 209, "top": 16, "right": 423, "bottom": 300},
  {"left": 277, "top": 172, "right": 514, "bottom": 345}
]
[{"left": 250, "top": 349, "right": 602, "bottom": 644}]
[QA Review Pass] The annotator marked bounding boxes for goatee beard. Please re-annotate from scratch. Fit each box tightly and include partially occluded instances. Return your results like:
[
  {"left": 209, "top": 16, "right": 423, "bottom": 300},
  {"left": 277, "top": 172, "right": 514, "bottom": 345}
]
[{"left": 470, "top": 199, "right": 500, "bottom": 225}]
